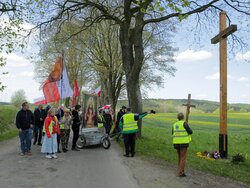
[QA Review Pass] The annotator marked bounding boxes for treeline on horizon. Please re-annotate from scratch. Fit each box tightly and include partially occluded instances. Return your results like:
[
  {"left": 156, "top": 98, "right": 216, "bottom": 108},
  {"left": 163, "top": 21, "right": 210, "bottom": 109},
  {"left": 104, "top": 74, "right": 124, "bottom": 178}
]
[
  {"left": 1, "top": 99, "right": 250, "bottom": 113},
  {"left": 117, "top": 99, "right": 250, "bottom": 113}
]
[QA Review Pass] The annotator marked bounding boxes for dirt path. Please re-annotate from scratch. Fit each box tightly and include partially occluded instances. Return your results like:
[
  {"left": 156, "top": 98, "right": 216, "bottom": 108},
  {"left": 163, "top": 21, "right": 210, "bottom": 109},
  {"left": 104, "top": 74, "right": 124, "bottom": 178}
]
[{"left": 0, "top": 136, "right": 249, "bottom": 188}]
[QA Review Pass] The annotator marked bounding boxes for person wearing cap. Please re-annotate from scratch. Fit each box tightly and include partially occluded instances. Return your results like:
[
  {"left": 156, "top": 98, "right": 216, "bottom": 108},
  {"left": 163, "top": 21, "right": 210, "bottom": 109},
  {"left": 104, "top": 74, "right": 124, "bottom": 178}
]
[
  {"left": 103, "top": 108, "right": 113, "bottom": 135},
  {"left": 59, "top": 108, "right": 72, "bottom": 152},
  {"left": 119, "top": 107, "right": 147, "bottom": 157},
  {"left": 172, "top": 112, "right": 193, "bottom": 177}
]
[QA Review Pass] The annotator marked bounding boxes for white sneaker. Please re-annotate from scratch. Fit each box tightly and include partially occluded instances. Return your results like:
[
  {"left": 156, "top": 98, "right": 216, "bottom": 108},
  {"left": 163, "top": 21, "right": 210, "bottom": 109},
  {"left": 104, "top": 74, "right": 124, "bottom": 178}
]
[
  {"left": 51, "top": 154, "right": 57, "bottom": 159},
  {"left": 46, "top": 155, "right": 52, "bottom": 159}
]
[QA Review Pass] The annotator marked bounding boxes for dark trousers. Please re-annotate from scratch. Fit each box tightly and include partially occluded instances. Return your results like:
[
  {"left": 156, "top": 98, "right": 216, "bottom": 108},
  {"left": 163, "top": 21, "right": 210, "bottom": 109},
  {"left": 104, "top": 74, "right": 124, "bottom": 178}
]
[
  {"left": 72, "top": 127, "right": 79, "bottom": 149},
  {"left": 33, "top": 125, "right": 43, "bottom": 144},
  {"left": 104, "top": 123, "right": 111, "bottom": 135},
  {"left": 123, "top": 133, "right": 136, "bottom": 155},
  {"left": 176, "top": 147, "right": 188, "bottom": 176}
]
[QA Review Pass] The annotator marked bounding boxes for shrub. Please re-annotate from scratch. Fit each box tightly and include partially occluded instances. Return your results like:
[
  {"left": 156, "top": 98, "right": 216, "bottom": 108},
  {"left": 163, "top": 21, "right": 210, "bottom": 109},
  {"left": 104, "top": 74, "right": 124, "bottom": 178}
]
[{"left": 231, "top": 153, "right": 245, "bottom": 164}]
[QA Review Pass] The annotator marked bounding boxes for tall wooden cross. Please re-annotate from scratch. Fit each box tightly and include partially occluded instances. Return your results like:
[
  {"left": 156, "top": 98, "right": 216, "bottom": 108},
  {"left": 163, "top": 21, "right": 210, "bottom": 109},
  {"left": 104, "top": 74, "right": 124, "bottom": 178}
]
[
  {"left": 182, "top": 94, "right": 196, "bottom": 123},
  {"left": 211, "top": 11, "right": 237, "bottom": 158}
]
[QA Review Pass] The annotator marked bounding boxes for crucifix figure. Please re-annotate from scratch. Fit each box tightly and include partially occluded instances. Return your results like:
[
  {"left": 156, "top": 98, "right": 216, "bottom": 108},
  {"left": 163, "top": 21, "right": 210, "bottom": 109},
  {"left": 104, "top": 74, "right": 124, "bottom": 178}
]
[
  {"left": 182, "top": 94, "right": 196, "bottom": 123},
  {"left": 211, "top": 11, "right": 237, "bottom": 158}
]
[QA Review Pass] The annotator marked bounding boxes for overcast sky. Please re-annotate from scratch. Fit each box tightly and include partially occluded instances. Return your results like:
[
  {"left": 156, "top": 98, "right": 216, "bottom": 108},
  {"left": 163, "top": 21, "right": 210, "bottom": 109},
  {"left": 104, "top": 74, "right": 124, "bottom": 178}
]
[{"left": 0, "top": 13, "right": 250, "bottom": 104}]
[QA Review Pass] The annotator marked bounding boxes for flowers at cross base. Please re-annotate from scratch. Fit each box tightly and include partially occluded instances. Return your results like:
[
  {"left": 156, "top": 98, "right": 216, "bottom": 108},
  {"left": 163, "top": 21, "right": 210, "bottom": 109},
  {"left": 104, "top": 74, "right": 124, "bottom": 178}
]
[{"left": 196, "top": 150, "right": 221, "bottom": 160}]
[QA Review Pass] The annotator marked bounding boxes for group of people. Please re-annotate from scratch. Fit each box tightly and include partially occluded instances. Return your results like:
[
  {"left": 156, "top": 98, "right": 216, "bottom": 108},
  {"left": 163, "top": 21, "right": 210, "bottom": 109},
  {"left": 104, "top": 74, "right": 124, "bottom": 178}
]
[
  {"left": 16, "top": 101, "right": 193, "bottom": 177},
  {"left": 16, "top": 102, "right": 82, "bottom": 159},
  {"left": 115, "top": 106, "right": 193, "bottom": 177}
]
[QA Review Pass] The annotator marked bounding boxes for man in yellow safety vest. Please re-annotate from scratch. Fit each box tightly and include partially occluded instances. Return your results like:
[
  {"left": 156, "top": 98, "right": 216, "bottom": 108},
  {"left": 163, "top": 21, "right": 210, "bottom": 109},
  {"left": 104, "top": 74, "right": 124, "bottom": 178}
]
[
  {"left": 120, "top": 107, "right": 147, "bottom": 157},
  {"left": 172, "top": 112, "right": 193, "bottom": 177}
]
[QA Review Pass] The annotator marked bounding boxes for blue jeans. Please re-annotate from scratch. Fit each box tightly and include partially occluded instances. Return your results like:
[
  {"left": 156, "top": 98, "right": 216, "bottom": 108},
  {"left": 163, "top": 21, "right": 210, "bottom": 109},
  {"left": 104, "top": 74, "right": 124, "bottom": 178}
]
[{"left": 19, "top": 128, "right": 32, "bottom": 153}]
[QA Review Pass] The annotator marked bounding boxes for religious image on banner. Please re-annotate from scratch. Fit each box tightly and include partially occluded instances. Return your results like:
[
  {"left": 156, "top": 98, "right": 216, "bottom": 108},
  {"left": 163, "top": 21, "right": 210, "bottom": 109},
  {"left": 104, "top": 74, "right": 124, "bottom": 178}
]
[{"left": 82, "top": 94, "right": 97, "bottom": 128}]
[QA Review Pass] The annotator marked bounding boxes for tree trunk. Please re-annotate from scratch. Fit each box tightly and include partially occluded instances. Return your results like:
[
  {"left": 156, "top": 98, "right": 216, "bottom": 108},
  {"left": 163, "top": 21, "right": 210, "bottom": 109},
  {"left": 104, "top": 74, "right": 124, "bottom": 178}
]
[{"left": 119, "top": 15, "right": 144, "bottom": 138}]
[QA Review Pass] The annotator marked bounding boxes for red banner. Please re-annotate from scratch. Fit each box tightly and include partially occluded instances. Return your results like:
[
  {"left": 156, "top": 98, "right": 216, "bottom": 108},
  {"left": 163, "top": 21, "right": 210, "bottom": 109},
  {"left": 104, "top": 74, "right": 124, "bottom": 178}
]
[{"left": 72, "top": 79, "right": 80, "bottom": 107}]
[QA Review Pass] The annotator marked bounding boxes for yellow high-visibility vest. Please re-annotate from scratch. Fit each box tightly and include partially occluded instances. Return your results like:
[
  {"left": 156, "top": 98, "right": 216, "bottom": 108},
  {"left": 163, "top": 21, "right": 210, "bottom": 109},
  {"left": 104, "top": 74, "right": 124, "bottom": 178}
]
[
  {"left": 43, "top": 116, "right": 58, "bottom": 134},
  {"left": 122, "top": 113, "right": 138, "bottom": 134},
  {"left": 172, "top": 120, "right": 191, "bottom": 144}
]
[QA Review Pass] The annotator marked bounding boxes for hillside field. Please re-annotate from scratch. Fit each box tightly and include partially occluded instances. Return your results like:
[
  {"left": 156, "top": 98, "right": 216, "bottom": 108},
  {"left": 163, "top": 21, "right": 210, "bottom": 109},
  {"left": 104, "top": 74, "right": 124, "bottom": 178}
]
[{"left": 137, "top": 112, "right": 250, "bottom": 184}]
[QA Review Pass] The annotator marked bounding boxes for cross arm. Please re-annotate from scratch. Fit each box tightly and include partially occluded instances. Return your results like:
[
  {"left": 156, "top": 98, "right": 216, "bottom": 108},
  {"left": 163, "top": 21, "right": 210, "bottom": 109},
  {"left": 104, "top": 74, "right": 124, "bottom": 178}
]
[
  {"left": 211, "top": 24, "right": 237, "bottom": 44},
  {"left": 182, "top": 104, "right": 196, "bottom": 108}
]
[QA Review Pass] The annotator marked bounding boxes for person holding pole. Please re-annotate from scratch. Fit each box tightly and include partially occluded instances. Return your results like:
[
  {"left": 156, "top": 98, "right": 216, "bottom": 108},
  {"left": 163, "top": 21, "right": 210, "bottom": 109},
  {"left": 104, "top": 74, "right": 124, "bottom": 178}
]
[{"left": 172, "top": 112, "right": 192, "bottom": 177}]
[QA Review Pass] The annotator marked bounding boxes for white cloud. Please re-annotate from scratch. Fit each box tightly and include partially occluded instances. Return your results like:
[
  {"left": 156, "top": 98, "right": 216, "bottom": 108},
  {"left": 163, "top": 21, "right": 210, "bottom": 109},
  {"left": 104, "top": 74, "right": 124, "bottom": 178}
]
[
  {"left": 174, "top": 49, "right": 213, "bottom": 62},
  {"left": 236, "top": 51, "right": 250, "bottom": 61},
  {"left": 18, "top": 71, "right": 34, "bottom": 77},
  {"left": 239, "top": 94, "right": 248, "bottom": 98},
  {"left": 246, "top": 83, "right": 250, "bottom": 87},
  {"left": 205, "top": 72, "right": 219, "bottom": 80},
  {"left": 2, "top": 53, "right": 30, "bottom": 67},
  {"left": 238, "top": 77, "right": 249, "bottom": 82}
]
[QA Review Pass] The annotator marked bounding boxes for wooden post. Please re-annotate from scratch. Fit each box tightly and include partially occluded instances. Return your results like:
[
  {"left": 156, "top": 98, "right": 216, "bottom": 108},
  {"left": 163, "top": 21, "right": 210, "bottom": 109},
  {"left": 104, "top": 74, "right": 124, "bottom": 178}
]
[
  {"left": 182, "top": 94, "right": 196, "bottom": 123},
  {"left": 211, "top": 11, "right": 237, "bottom": 158}
]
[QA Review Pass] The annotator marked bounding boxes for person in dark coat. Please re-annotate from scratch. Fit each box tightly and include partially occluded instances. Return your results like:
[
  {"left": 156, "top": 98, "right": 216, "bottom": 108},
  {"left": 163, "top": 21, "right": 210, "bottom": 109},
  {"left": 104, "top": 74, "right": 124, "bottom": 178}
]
[
  {"left": 103, "top": 109, "right": 113, "bottom": 135},
  {"left": 33, "top": 104, "right": 46, "bottom": 145},
  {"left": 16, "top": 102, "right": 34, "bottom": 156},
  {"left": 71, "top": 104, "right": 81, "bottom": 151},
  {"left": 114, "top": 106, "right": 126, "bottom": 141}
]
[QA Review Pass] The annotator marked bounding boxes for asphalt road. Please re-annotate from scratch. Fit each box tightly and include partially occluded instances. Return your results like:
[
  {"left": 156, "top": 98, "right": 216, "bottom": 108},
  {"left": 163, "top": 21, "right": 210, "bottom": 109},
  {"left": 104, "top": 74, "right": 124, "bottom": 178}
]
[{"left": 0, "top": 137, "right": 139, "bottom": 188}]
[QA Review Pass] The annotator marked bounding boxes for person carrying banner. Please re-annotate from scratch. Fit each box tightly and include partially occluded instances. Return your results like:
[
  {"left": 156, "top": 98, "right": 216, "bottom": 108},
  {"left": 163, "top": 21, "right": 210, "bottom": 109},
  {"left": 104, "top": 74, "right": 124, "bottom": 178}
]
[{"left": 119, "top": 108, "right": 147, "bottom": 157}]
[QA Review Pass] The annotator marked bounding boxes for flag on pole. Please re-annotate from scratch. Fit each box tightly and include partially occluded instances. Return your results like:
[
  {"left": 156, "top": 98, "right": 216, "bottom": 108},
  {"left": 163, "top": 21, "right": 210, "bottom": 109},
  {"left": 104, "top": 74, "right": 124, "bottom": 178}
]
[
  {"left": 33, "top": 96, "right": 47, "bottom": 105},
  {"left": 72, "top": 79, "right": 80, "bottom": 107},
  {"left": 43, "top": 56, "right": 73, "bottom": 103},
  {"left": 91, "top": 86, "right": 101, "bottom": 97}
]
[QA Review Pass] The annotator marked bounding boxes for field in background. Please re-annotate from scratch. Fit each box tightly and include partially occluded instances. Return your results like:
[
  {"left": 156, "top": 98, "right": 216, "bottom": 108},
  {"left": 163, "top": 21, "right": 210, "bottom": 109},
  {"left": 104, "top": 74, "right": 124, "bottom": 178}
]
[{"left": 137, "top": 112, "right": 250, "bottom": 184}]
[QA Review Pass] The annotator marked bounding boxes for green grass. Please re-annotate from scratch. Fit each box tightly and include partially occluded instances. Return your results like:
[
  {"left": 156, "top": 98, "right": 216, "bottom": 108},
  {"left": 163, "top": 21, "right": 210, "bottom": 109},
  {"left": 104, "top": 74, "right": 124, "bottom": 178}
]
[
  {"left": 0, "top": 105, "right": 18, "bottom": 141},
  {"left": 0, "top": 128, "right": 18, "bottom": 142},
  {"left": 136, "top": 113, "right": 250, "bottom": 184}
]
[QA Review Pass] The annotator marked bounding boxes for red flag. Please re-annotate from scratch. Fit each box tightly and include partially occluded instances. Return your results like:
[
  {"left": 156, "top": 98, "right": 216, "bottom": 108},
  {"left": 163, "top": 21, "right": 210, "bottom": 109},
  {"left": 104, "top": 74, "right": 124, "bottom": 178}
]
[
  {"left": 42, "top": 57, "right": 63, "bottom": 103},
  {"left": 72, "top": 79, "right": 80, "bottom": 107},
  {"left": 43, "top": 79, "right": 60, "bottom": 103},
  {"left": 91, "top": 86, "right": 101, "bottom": 97},
  {"left": 33, "top": 96, "right": 47, "bottom": 105}
]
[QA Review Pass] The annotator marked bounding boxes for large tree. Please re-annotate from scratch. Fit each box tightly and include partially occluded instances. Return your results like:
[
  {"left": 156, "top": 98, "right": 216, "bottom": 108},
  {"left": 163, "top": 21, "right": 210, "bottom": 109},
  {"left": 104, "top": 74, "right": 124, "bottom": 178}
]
[{"left": 29, "top": 0, "right": 250, "bottom": 137}]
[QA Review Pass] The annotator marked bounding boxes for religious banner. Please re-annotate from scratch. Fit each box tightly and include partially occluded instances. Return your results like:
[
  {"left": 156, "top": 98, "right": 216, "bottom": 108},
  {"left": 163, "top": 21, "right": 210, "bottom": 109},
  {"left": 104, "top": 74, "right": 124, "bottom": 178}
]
[{"left": 82, "top": 94, "right": 98, "bottom": 128}]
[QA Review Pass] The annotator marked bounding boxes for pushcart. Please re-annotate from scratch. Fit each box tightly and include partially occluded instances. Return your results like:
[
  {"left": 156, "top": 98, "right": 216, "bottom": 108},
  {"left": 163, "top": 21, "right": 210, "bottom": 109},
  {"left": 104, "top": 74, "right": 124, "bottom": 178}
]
[{"left": 76, "top": 127, "right": 111, "bottom": 149}]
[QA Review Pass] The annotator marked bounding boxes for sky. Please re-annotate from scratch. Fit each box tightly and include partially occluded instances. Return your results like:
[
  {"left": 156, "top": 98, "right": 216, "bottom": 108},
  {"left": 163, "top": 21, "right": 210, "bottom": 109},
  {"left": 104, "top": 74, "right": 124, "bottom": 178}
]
[{"left": 0, "top": 11, "right": 250, "bottom": 104}]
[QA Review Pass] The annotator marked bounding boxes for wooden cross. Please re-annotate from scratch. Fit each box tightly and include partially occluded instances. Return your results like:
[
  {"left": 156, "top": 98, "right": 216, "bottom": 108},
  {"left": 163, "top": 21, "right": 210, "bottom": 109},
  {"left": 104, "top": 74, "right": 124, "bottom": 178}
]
[
  {"left": 182, "top": 94, "right": 196, "bottom": 123},
  {"left": 211, "top": 11, "right": 237, "bottom": 158}
]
